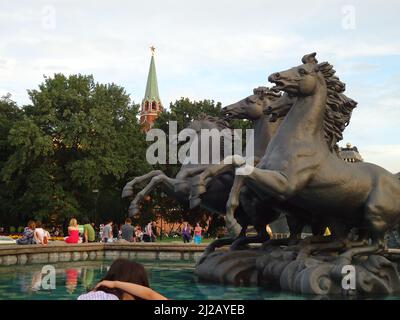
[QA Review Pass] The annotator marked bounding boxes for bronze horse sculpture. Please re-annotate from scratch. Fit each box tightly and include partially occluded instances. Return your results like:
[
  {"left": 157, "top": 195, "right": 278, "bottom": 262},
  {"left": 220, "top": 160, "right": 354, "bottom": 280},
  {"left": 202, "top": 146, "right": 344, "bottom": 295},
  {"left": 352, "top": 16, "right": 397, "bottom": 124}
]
[
  {"left": 122, "top": 89, "right": 299, "bottom": 258},
  {"left": 193, "top": 53, "right": 400, "bottom": 262},
  {"left": 203, "top": 88, "right": 299, "bottom": 253},
  {"left": 122, "top": 114, "right": 261, "bottom": 254},
  {"left": 190, "top": 89, "right": 330, "bottom": 255}
]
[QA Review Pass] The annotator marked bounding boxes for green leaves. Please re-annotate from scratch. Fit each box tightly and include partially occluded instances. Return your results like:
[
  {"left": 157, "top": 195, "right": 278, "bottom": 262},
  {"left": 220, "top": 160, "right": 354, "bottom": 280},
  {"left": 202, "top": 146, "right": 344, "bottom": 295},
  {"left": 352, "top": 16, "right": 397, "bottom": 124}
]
[
  {"left": 154, "top": 98, "right": 222, "bottom": 133},
  {"left": 0, "top": 74, "right": 148, "bottom": 224}
]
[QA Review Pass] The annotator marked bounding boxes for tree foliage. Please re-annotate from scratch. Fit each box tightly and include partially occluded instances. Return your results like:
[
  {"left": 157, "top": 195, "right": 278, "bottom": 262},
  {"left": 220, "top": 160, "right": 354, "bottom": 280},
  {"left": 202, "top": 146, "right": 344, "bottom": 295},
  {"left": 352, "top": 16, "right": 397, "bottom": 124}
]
[
  {"left": 0, "top": 78, "right": 249, "bottom": 236},
  {"left": 0, "top": 74, "right": 150, "bottom": 225}
]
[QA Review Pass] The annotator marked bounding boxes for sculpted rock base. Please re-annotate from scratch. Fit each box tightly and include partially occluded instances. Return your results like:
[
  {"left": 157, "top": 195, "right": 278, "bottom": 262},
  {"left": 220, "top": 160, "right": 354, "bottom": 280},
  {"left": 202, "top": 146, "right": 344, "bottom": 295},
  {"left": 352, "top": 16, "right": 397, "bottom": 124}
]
[{"left": 195, "top": 246, "right": 400, "bottom": 296}]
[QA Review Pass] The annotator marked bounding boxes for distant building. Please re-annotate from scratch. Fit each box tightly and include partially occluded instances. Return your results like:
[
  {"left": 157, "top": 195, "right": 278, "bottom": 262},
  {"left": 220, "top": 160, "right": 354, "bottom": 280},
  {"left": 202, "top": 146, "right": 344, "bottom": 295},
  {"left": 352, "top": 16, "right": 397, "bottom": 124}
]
[
  {"left": 339, "top": 142, "right": 363, "bottom": 163},
  {"left": 140, "top": 46, "right": 163, "bottom": 132}
]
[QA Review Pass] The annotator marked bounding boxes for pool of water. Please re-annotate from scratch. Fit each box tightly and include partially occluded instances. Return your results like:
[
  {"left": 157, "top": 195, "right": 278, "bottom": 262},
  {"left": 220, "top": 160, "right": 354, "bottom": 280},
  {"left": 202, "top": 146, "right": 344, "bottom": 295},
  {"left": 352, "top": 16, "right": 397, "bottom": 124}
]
[
  {"left": 0, "top": 259, "right": 398, "bottom": 300},
  {"left": 0, "top": 259, "right": 307, "bottom": 300}
]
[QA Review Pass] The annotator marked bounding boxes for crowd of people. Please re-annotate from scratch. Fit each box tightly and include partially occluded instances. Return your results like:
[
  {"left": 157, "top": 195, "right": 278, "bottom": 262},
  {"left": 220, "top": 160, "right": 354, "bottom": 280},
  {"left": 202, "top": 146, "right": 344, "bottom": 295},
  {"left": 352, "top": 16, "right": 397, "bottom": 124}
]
[
  {"left": 99, "top": 219, "right": 157, "bottom": 243},
  {"left": 181, "top": 221, "right": 203, "bottom": 244},
  {"left": 11, "top": 217, "right": 205, "bottom": 245},
  {"left": 15, "top": 220, "right": 51, "bottom": 245}
]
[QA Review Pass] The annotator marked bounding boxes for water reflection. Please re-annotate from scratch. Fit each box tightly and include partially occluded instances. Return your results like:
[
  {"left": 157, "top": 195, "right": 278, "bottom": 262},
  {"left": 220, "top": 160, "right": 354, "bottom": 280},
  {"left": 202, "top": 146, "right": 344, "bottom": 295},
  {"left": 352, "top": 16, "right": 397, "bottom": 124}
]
[
  {"left": 0, "top": 262, "right": 105, "bottom": 299},
  {"left": 0, "top": 261, "right": 399, "bottom": 300},
  {"left": 31, "top": 271, "right": 42, "bottom": 292},
  {"left": 81, "top": 267, "right": 95, "bottom": 291},
  {"left": 65, "top": 268, "right": 80, "bottom": 294}
]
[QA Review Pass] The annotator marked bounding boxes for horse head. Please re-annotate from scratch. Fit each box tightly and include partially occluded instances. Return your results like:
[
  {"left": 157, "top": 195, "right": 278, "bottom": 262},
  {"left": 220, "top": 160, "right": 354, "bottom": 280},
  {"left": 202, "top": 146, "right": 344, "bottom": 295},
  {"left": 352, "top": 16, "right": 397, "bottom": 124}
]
[
  {"left": 268, "top": 52, "right": 356, "bottom": 152},
  {"left": 268, "top": 52, "right": 340, "bottom": 97},
  {"left": 265, "top": 93, "right": 298, "bottom": 122},
  {"left": 221, "top": 87, "right": 281, "bottom": 121}
]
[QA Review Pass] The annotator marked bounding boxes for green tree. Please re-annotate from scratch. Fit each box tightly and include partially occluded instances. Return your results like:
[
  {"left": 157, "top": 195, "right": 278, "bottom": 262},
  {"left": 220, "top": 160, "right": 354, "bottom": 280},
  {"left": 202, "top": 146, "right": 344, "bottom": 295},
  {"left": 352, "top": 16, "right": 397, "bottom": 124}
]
[
  {"left": 1, "top": 74, "right": 150, "bottom": 225},
  {"left": 0, "top": 94, "right": 23, "bottom": 226}
]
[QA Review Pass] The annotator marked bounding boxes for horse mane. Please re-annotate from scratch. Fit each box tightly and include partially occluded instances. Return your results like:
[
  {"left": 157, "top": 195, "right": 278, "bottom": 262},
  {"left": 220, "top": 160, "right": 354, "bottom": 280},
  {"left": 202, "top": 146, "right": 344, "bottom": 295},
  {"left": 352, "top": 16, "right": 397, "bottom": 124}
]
[
  {"left": 193, "top": 113, "right": 231, "bottom": 130},
  {"left": 318, "top": 62, "right": 358, "bottom": 154}
]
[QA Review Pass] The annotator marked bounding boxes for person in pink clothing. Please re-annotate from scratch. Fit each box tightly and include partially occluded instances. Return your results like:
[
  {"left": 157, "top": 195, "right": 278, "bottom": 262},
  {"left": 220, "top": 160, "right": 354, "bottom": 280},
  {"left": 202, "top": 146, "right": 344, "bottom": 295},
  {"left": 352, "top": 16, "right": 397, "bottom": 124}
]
[
  {"left": 65, "top": 218, "right": 80, "bottom": 244},
  {"left": 194, "top": 223, "right": 202, "bottom": 244}
]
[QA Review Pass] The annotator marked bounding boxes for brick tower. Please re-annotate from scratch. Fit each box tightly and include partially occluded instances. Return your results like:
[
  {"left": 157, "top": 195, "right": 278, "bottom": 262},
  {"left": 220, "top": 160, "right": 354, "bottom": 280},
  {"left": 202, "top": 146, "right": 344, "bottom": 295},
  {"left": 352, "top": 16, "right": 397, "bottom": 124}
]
[{"left": 140, "top": 46, "right": 163, "bottom": 132}]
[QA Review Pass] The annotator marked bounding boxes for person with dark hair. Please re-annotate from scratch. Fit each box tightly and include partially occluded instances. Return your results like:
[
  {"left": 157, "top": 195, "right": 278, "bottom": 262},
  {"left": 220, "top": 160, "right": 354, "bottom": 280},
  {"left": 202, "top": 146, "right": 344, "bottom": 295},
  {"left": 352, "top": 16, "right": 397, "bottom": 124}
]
[
  {"left": 112, "top": 223, "right": 119, "bottom": 240},
  {"left": 151, "top": 221, "right": 157, "bottom": 242},
  {"left": 16, "top": 220, "right": 36, "bottom": 245},
  {"left": 82, "top": 217, "right": 95, "bottom": 243},
  {"left": 77, "top": 258, "right": 167, "bottom": 300},
  {"left": 121, "top": 218, "right": 134, "bottom": 242},
  {"left": 182, "top": 222, "right": 191, "bottom": 243},
  {"left": 194, "top": 223, "right": 203, "bottom": 244}
]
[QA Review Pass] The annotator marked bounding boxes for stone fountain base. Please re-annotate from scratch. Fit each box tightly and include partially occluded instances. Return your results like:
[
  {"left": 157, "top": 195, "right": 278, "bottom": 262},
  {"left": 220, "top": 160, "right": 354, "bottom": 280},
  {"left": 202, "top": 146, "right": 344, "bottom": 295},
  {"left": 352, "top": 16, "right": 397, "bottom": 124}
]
[{"left": 195, "top": 245, "right": 400, "bottom": 296}]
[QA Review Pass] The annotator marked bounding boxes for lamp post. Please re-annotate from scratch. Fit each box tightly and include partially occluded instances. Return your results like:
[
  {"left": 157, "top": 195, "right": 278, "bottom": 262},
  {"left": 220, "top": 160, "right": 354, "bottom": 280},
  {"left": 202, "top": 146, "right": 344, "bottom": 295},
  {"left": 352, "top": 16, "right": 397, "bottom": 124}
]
[{"left": 92, "top": 189, "right": 99, "bottom": 224}]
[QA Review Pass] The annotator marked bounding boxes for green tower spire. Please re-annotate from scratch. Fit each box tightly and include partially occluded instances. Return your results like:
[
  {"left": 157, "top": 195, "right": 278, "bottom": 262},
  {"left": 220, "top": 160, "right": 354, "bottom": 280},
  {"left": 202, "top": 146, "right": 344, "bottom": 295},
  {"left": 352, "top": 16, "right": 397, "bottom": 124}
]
[
  {"left": 140, "top": 46, "right": 163, "bottom": 132},
  {"left": 143, "top": 47, "right": 161, "bottom": 105}
]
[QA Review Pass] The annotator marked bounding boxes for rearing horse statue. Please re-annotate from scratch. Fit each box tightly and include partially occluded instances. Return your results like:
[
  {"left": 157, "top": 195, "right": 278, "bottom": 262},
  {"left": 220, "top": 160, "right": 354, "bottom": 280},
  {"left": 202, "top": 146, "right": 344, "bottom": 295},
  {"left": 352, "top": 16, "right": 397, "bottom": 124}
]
[
  {"left": 208, "top": 53, "right": 400, "bottom": 258},
  {"left": 122, "top": 91, "right": 294, "bottom": 259},
  {"left": 188, "top": 89, "right": 330, "bottom": 256}
]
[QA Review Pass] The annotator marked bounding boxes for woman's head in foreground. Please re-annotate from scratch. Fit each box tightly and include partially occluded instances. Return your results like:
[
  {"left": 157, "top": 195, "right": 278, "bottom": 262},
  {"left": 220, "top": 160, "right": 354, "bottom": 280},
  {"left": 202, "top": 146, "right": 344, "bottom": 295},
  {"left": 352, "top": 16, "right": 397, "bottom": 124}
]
[{"left": 96, "top": 258, "right": 149, "bottom": 300}]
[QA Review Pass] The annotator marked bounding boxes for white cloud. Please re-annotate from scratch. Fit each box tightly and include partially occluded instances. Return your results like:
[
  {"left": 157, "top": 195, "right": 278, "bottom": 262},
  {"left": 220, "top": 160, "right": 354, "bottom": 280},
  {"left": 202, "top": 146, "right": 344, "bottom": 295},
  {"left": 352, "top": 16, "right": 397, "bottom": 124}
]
[
  {"left": 357, "top": 145, "right": 400, "bottom": 173},
  {"left": 0, "top": 0, "right": 400, "bottom": 171}
]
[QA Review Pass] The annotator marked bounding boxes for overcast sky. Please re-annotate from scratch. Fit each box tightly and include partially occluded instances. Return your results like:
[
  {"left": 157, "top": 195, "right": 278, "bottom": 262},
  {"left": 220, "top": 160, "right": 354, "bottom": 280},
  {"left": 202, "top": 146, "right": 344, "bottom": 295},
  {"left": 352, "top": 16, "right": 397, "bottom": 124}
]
[{"left": 0, "top": 0, "right": 399, "bottom": 172}]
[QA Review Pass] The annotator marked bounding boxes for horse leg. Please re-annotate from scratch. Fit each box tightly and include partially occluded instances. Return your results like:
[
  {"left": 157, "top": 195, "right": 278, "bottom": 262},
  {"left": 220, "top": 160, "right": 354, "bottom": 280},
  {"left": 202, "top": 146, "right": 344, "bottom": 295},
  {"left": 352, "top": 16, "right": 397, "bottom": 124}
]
[
  {"left": 365, "top": 186, "right": 396, "bottom": 250},
  {"left": 230, "top": 221, "right": 269, "bottom": 251},
  {"left": 190, "top": 155, "right": 246, "bottom": 209},
  {"left": 225, "top": 174, "right": 247, "bottom": 238},
  {"left": 230, "top": 190, "right": 280, "bottom": 251},
  {"left": 260, "top": 217, "right": 299, "bottom": 250},
  {"left": 202, "top": 225, "right": 248, "bottom": 255},
  {"left": 122, "top": 170, "right": 164, "bottom": 198},
  {"left": 232, "top": 165, "right": 308, "bottom": 204},
  {"left": 128, "top": 174, "right": 182, "bottom": 216},
  {"left": 197, "top": 234, "right": 243, "bottom": 266},
  {"left": 197, "top": 223, "right": 248, "bottom": 265},
  {"left": 286, "top": 214, "right": 306, "bottom": 244}
]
